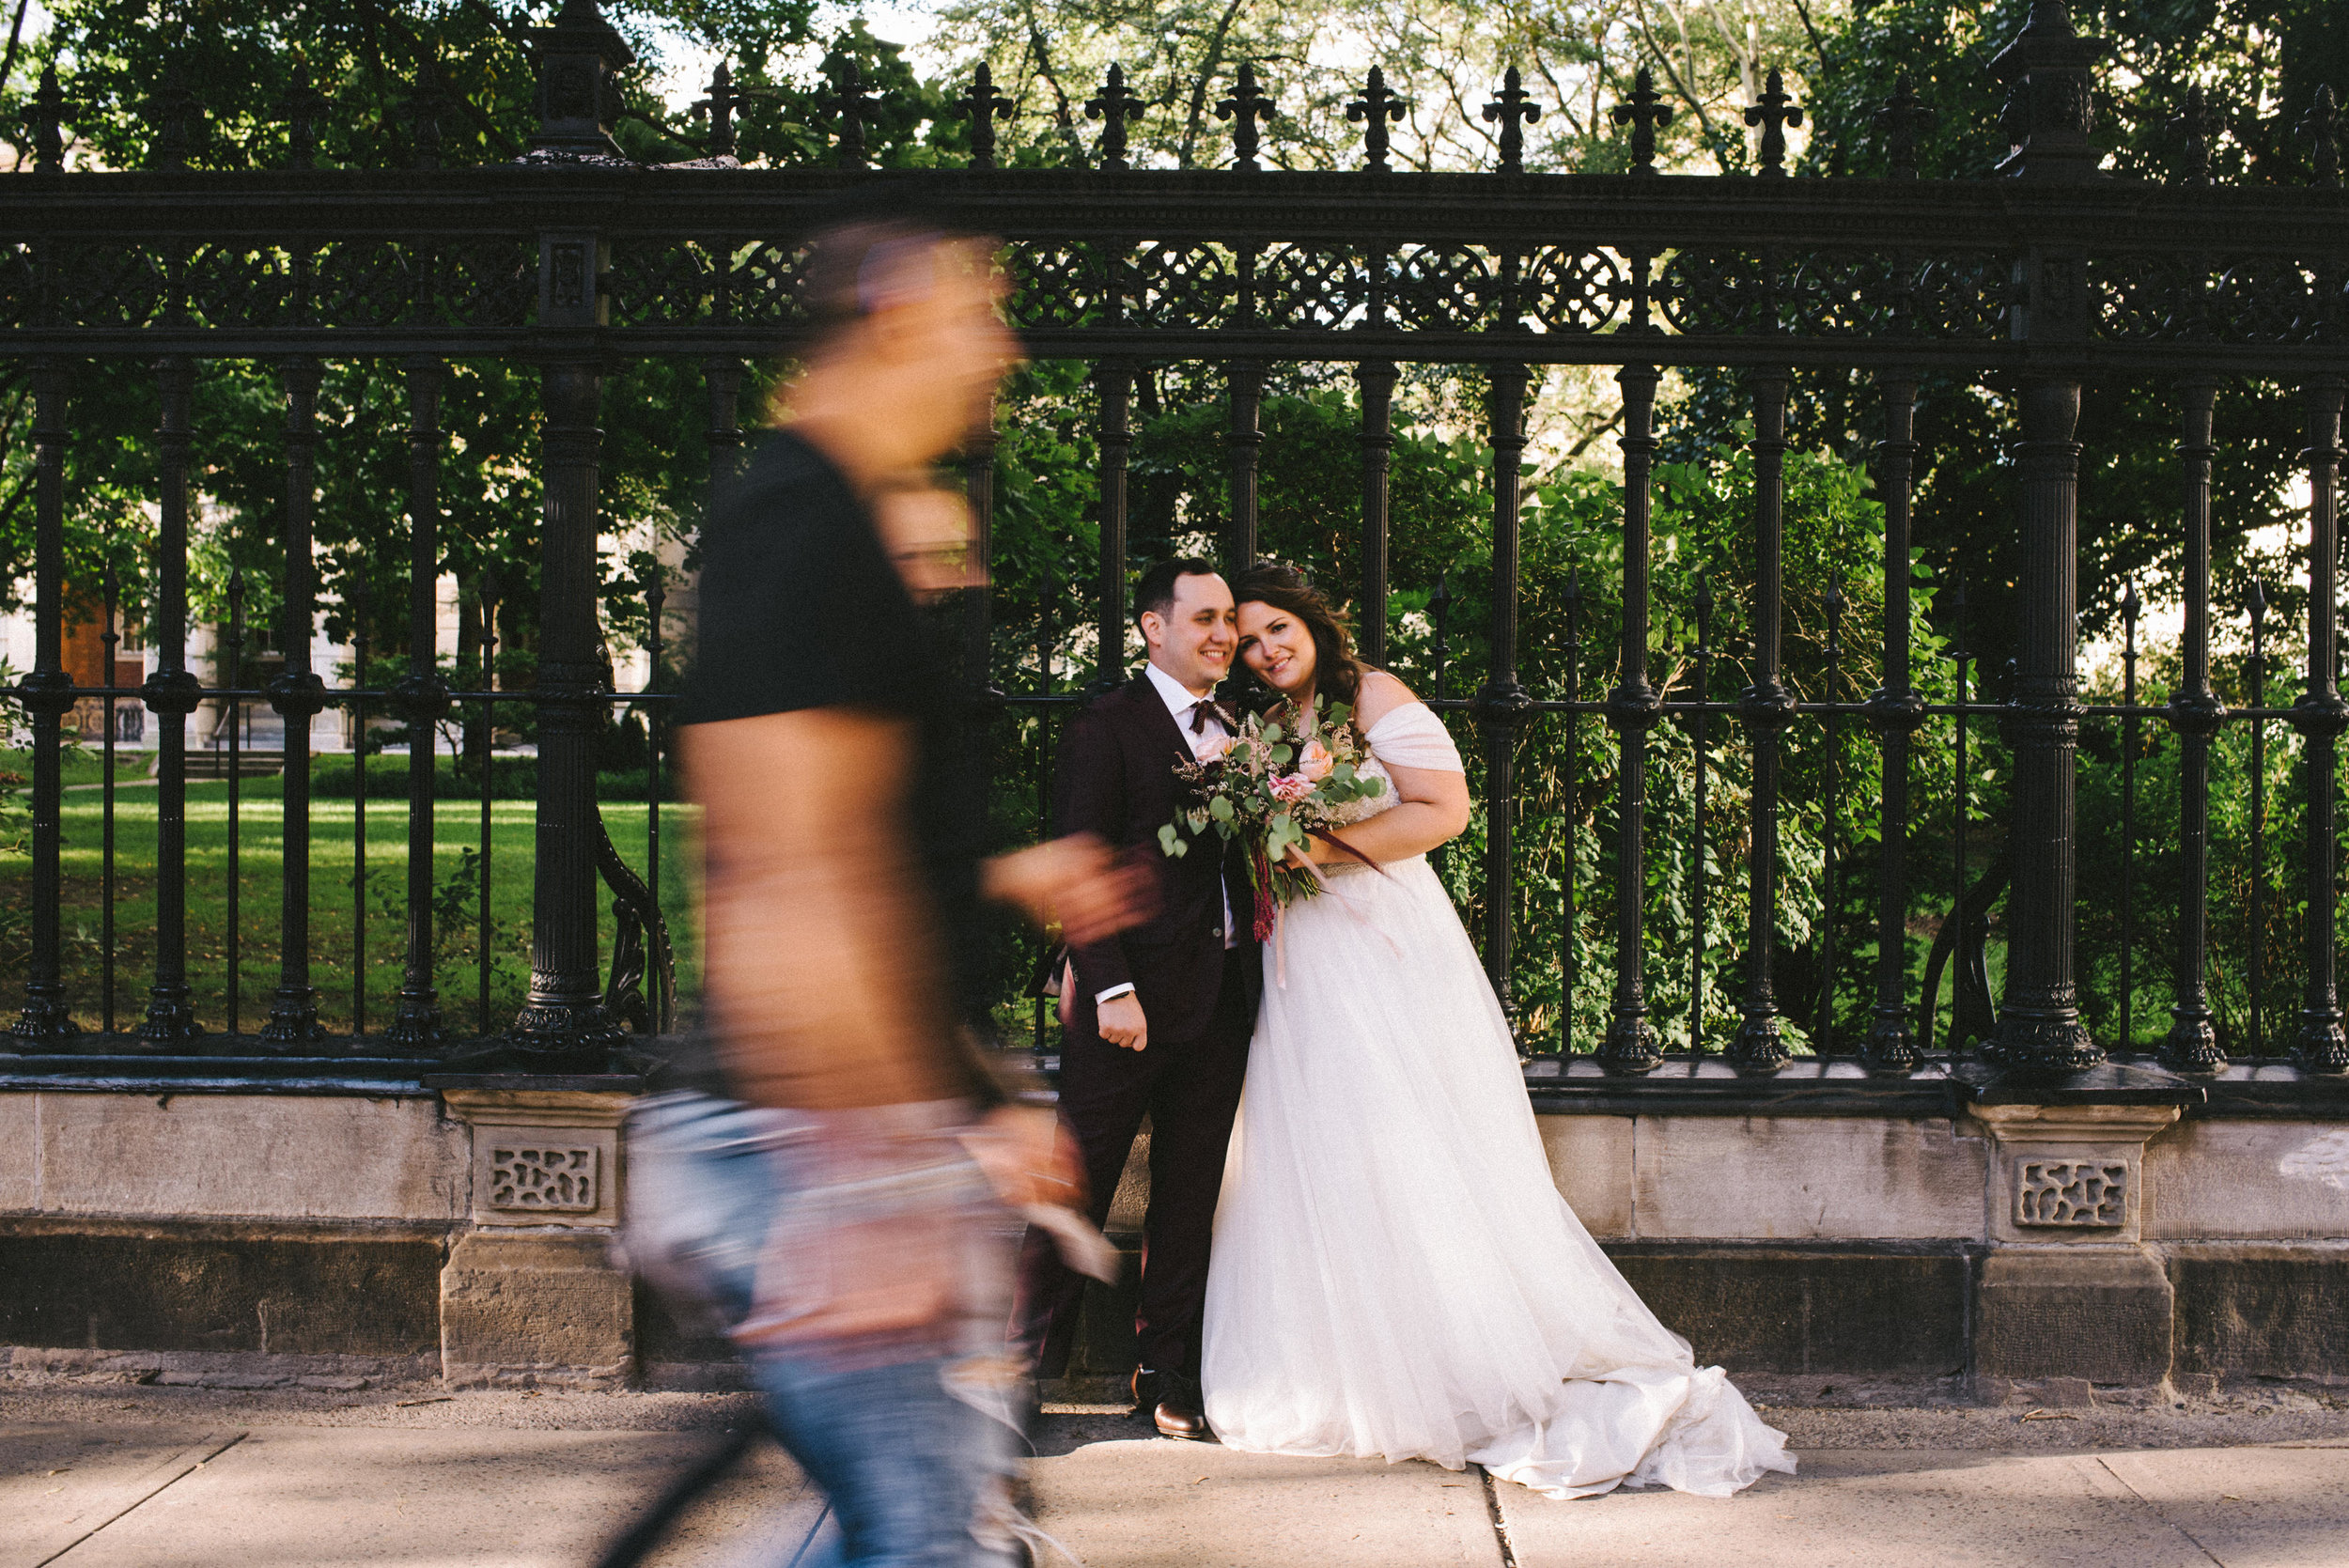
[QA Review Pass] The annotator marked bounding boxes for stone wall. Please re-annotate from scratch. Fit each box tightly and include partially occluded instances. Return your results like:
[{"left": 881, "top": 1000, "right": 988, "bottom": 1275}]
[{"left": 5, "top": 1088, "right": 2346, "bottom": 1393}]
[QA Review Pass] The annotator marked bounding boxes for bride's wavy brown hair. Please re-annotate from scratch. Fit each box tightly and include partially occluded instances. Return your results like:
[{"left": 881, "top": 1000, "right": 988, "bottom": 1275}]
[{"left": 1231, "top": 562, "right": 1372, "bottom": 714}]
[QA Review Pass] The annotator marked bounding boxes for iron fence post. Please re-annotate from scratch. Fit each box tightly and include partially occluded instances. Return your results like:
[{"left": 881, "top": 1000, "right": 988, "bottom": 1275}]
[
  {"left": 1356, "top": 361, "right": 1396, "bottom": 666},
  {"left": 1476, "top": 364, "right": 1533, "bottom": 1036},
  {"left": 387, "top": 356, "right": 447, "bottom": 1052},
  {"left": 2292, "top": 375, "right": 2349, "bottom": 1072},
  {"left": 512, "top": 224, "right": 625, "bottom": 1062},
  {"left": 1864, "top": 372, "right": 1925, "bottom": 1072},
  {"left": 1600, "top": 364, "right": 1664, "bottom": 1074},
  {"left": 139, "top": 355, "right": 203, "bottom": 1046},
  {"left": 1227, "top": 360, "right": 1264, "bottom": 570},
  {"left": 1987, "top": 374, "right": 2099, "bottom": 1073},
  {"left": 1093, "top": 360, "right": 1134, "bottom": 692},
  {"left": 11, "top": 357, "right": 78, "bottom": 1044},
  {"left": 2249, "top": 581, "right": 2269, "bottom": 1056},
  {"left": 1687, "top": 577, "right": 1714, "bottom": 1054},
  {"left": 1731, "top": 367, "right": 1795, "bottom": 1072},
  {"left": 2162, "top": 378, "right": 2226, "bottom": 1071},
  {"left": 2120, "top": 582, "right": 2140, "bottom": 1050},
  {"left": 1983, "top": 3, "right": 2104, "bottom": 1074},
  {"left": 262, "top": 358, "right": 326, "bottom": 1048}
]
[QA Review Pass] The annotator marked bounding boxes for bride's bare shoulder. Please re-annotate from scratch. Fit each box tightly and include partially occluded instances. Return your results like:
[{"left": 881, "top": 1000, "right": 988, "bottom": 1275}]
[{"left": 1351, "top": 669, "right": 1420, "bottom": 729}]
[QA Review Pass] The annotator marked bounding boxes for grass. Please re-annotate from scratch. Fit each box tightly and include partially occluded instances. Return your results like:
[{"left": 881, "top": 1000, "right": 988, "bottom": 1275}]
[{"left": 0, "top": 760, "right": 702, "bottom": 1042}]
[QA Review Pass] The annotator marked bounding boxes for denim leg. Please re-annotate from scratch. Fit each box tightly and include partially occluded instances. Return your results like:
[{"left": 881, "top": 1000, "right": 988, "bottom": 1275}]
[
  {"left": 627, "top": 1095, "right": 1020, "bottom": 1568},
  {"left": 750, "top": 1352, "right": 1019, "bottom": 1568}
]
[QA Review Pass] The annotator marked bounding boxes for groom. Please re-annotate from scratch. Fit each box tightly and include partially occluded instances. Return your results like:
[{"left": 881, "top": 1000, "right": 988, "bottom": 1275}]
[{"left": 1016, "top": 558, "right": 1262, "bottom": 1441}]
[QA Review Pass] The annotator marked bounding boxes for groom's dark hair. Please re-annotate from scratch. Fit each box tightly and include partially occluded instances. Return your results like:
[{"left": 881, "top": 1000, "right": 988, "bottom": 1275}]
[{"left": 1133, "top": 557, "right": 1221, "bottom": 630}]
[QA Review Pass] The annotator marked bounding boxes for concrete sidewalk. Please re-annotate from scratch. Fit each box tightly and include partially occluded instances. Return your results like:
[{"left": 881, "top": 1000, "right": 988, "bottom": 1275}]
[{"left": 6, "top": 1385, "right": 2349, "bottom": 1567}]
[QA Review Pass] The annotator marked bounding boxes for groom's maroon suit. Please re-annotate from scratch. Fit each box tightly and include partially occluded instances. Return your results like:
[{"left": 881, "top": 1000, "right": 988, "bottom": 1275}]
[{"left": 1016, "top": 670, "right": 1262, "bottom": 1381}]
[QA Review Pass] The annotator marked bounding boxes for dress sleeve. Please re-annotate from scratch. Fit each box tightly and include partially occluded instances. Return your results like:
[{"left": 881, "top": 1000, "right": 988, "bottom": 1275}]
[{"left": 1365, "top": 703, "right": 1465, "bottom": 773}]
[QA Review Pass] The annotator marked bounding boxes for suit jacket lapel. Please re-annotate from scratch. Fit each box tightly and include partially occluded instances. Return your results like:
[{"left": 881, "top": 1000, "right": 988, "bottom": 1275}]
[{"left": 1134, "top": 671, "right": 1193, "bottom": 766}]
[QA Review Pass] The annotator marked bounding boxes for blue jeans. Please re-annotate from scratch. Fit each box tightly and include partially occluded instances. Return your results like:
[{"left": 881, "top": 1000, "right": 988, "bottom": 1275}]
[{"left": 626, "top": 1092, "right": 1021, "bottom": 1568}]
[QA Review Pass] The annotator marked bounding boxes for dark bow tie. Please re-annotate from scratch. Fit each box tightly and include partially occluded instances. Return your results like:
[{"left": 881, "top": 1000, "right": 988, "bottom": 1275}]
[{"left": 1188, "top": 698, "right": 1232, "bottom": 735}]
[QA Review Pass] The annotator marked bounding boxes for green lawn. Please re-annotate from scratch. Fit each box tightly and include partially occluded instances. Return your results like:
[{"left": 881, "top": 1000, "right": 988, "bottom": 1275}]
[{"left": 4, "top": 767, "right": 702, "bottom": 1041}]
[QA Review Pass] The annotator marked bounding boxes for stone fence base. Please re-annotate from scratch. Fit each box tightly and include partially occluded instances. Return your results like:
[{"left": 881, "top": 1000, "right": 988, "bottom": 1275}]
[{"left": 5, "top": 1084, "right": 2346, "bottom": 1395}]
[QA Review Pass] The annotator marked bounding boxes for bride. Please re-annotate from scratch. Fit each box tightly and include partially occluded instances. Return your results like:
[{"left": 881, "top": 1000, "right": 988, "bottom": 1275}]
[{"left": 1199, "top": 563, "right": 1795, "bottom": 1501}]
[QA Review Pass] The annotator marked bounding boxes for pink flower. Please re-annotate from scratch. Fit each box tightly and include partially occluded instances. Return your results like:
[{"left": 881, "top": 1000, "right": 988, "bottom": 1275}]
[
  {"left": 1191, "top": 732, "right": 1237, "bottom": 764},
  {"left": 1299, "top": 738, "right": 1334, "bottom": 782},
  {"left": 1270, "top": 772, "right": 1314, "bottom": 804}
]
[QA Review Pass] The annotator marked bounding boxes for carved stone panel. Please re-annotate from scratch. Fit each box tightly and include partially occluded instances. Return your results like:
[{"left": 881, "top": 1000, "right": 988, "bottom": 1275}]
[
  {"left": 2016, "top": 1159, "right": 2127, "bottom": 1227},
  {"left": 443, "top": 1090, "right": 631, "bottom": 1229},
  {"left": 489, "top": 1143, "right": 600, "bottom": 1214}
]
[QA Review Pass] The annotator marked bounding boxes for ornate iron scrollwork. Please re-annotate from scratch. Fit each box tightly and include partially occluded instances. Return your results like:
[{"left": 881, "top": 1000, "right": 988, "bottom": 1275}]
[
  {"left": 1390, "top": 245, "right": 1498, "bottom": 332},
  {"left": 1523, "top": 248, "right": 1624, "bottom": 334},
  {"left": 1128, "top": 243, "right": 1235, "bottom": 330},
  {"left": 1007, "top": 241, "right": 1107, "bottom": 330}
]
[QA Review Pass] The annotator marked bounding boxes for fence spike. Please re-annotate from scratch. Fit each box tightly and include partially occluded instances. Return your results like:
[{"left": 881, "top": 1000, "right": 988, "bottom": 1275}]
[
  {"left": 1874, "top": 74, "right": 1935, "bottom": 179},
  {"left": 1482, "top": 65, "right": 1539, "bottom": 174},
  {"left": 1346, "top": 65, "right": 1408, "bottom": 173},
  {"left": 404, "top": 55, "right": 449, "bottom": 171},
  {"left": 2307, "top": 85, "right": 2340, "bottom": 189},
  {"left": 280, "top": 64, "right": 330, "bottom": 171},
  {"left": 692, "top": 59, "right": 739, "bottom": 160},
  {"left": 957, "top": 61, "right": 1015, "bottom": 170},
  {"left": 2169, "top": 83, "right": 2214, "bottom": 186},
  {"left": 823, "top": 54, "right": 878, "bottom": 170},
  {"left": 32, "top": 66, "right": 66, "bottom": 174},
  {"left": 1745, "top": 67, "right": 1802, "bottom": 178},
  {"left": 1085, "top": 62, "right": 1145, "bottom": 170},
  {"left": 1611, "top": 65, "right": 1674, "bottom": 177},
  {"left": 1216, "top": 62, "right": 1275, "bottom": 172},
  {"left": 148, "top": 62, "right": 200, "bottom": 172}
]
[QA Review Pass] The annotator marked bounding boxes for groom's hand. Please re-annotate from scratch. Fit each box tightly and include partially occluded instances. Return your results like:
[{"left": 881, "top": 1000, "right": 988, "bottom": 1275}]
[{"left": 1097, "top": 993, "right": 1149, "bottom": 1051}]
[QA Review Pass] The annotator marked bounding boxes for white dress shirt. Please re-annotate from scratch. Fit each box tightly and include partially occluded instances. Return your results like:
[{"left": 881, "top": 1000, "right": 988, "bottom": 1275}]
[{"left": 1095, "top": 663, "right": 1238, "bottom": 1007}]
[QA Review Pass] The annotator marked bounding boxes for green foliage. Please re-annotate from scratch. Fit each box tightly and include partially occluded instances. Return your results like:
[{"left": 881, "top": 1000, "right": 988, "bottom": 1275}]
[{"left": 1677, "top": 0, "right": 2338, "bottom": 678}]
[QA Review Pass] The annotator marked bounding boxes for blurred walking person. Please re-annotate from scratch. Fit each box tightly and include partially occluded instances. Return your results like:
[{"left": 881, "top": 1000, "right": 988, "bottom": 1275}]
[{"left": 627, "top": 199, "right": 1141, "bottom": 1568}]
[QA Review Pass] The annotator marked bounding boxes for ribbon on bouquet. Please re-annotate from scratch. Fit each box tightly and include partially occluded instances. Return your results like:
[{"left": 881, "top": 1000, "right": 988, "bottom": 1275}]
[{"left": 1266, "top": 828, "right": 1405, "bottom": 990}]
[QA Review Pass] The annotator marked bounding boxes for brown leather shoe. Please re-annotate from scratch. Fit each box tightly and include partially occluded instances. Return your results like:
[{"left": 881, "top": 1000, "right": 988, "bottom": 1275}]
[{"left": 1152, "top": 1370, "right": 1213, "bottom": 1442}]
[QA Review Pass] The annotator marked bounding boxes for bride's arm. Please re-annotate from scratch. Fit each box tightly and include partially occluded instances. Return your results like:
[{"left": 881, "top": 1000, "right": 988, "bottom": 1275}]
[
  {"left": 1308, "top": 758, "right": 1470, "bottom": 863},
  {"left": 1304, "top": 671, "right": 1470, "bottom": 864}
]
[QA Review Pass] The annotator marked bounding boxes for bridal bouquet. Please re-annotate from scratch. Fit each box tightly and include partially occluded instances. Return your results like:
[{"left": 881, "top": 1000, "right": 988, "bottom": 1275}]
[{"left": 1158, "top": 695, "right": 1387, "bottom": 940}]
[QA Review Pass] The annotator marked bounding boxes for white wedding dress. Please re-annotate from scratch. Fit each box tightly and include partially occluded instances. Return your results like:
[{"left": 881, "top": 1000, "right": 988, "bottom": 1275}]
[{"left": 1201, "top": 701, "right": 1795, "bottom": 1500}]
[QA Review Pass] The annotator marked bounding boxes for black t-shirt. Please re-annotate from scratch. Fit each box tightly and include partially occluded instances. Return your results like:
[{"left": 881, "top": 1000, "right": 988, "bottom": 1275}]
[
  {"left": 683, "top": 429, "right": 932, "bottom": 725},
  {"left": 679, "top": 429, "right": 996, "bottom": 1071}
]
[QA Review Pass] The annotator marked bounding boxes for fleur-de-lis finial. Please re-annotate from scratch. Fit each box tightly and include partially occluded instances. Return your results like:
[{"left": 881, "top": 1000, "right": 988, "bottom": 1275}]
[
  {"left": 1085, "top": 62, "right": 1145, "bottom": 171},
  {"left": 404, "top": 54, "right": 450, "bottom": 171},
  {"left": 1346, "top": 65, "right": 1408, "bottom": 172},
  {"left": 1216, "top": 62, "right": 1275, "bottom": 172},
  {"left": 1482, "top": 65, "right": 1540, "bottom": 173},
  {"left": 692, "top": 59, "right": 742, "bottom": 160},
  {"left": 32, "top": 66, "right": 66, "bottom": 174},
  {"left": 957, "top": 61, "right": 1015, "bottom": 169},
  {"left": 1873, "top": 74, "right": 1936, "bottom": 179},
  {"left": 823, "top": 55, "right": 879, "bottom": 170},
  {"left": 280, "top": 63, "right": 330, "bottom": 171},
  {"left": 2170, "top": 83, "right": 2214, "bottom": 186},
  {"left": 148, "top": 62, "right": 200, "bottom": 172},
  {"left": 1610, "top": 64, "right": 1674, "bottom": 176},
  {"left": 1745, "top": 67, "right": 1802, "bottom": 177},
  {"left": 2307, "top": 85, "right": 2340, "bottom": 190}
]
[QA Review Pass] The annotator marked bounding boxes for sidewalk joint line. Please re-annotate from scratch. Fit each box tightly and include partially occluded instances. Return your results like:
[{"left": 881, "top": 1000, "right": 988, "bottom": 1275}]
[
  {"left": 2094, "top": 1454, "right": 2225, "bottom": 1567},
  {"left": 37, "top": 1430, "right": 249, "bottom": 1568},
  {"left": 1475, "top": 1464, "right": 1521, "bottom": 1568}
]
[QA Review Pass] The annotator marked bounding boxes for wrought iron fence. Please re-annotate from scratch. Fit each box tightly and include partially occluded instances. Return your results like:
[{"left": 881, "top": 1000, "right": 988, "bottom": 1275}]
[{"left": 2, "top": 0, "right": 2345, "bottom": 1097}]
